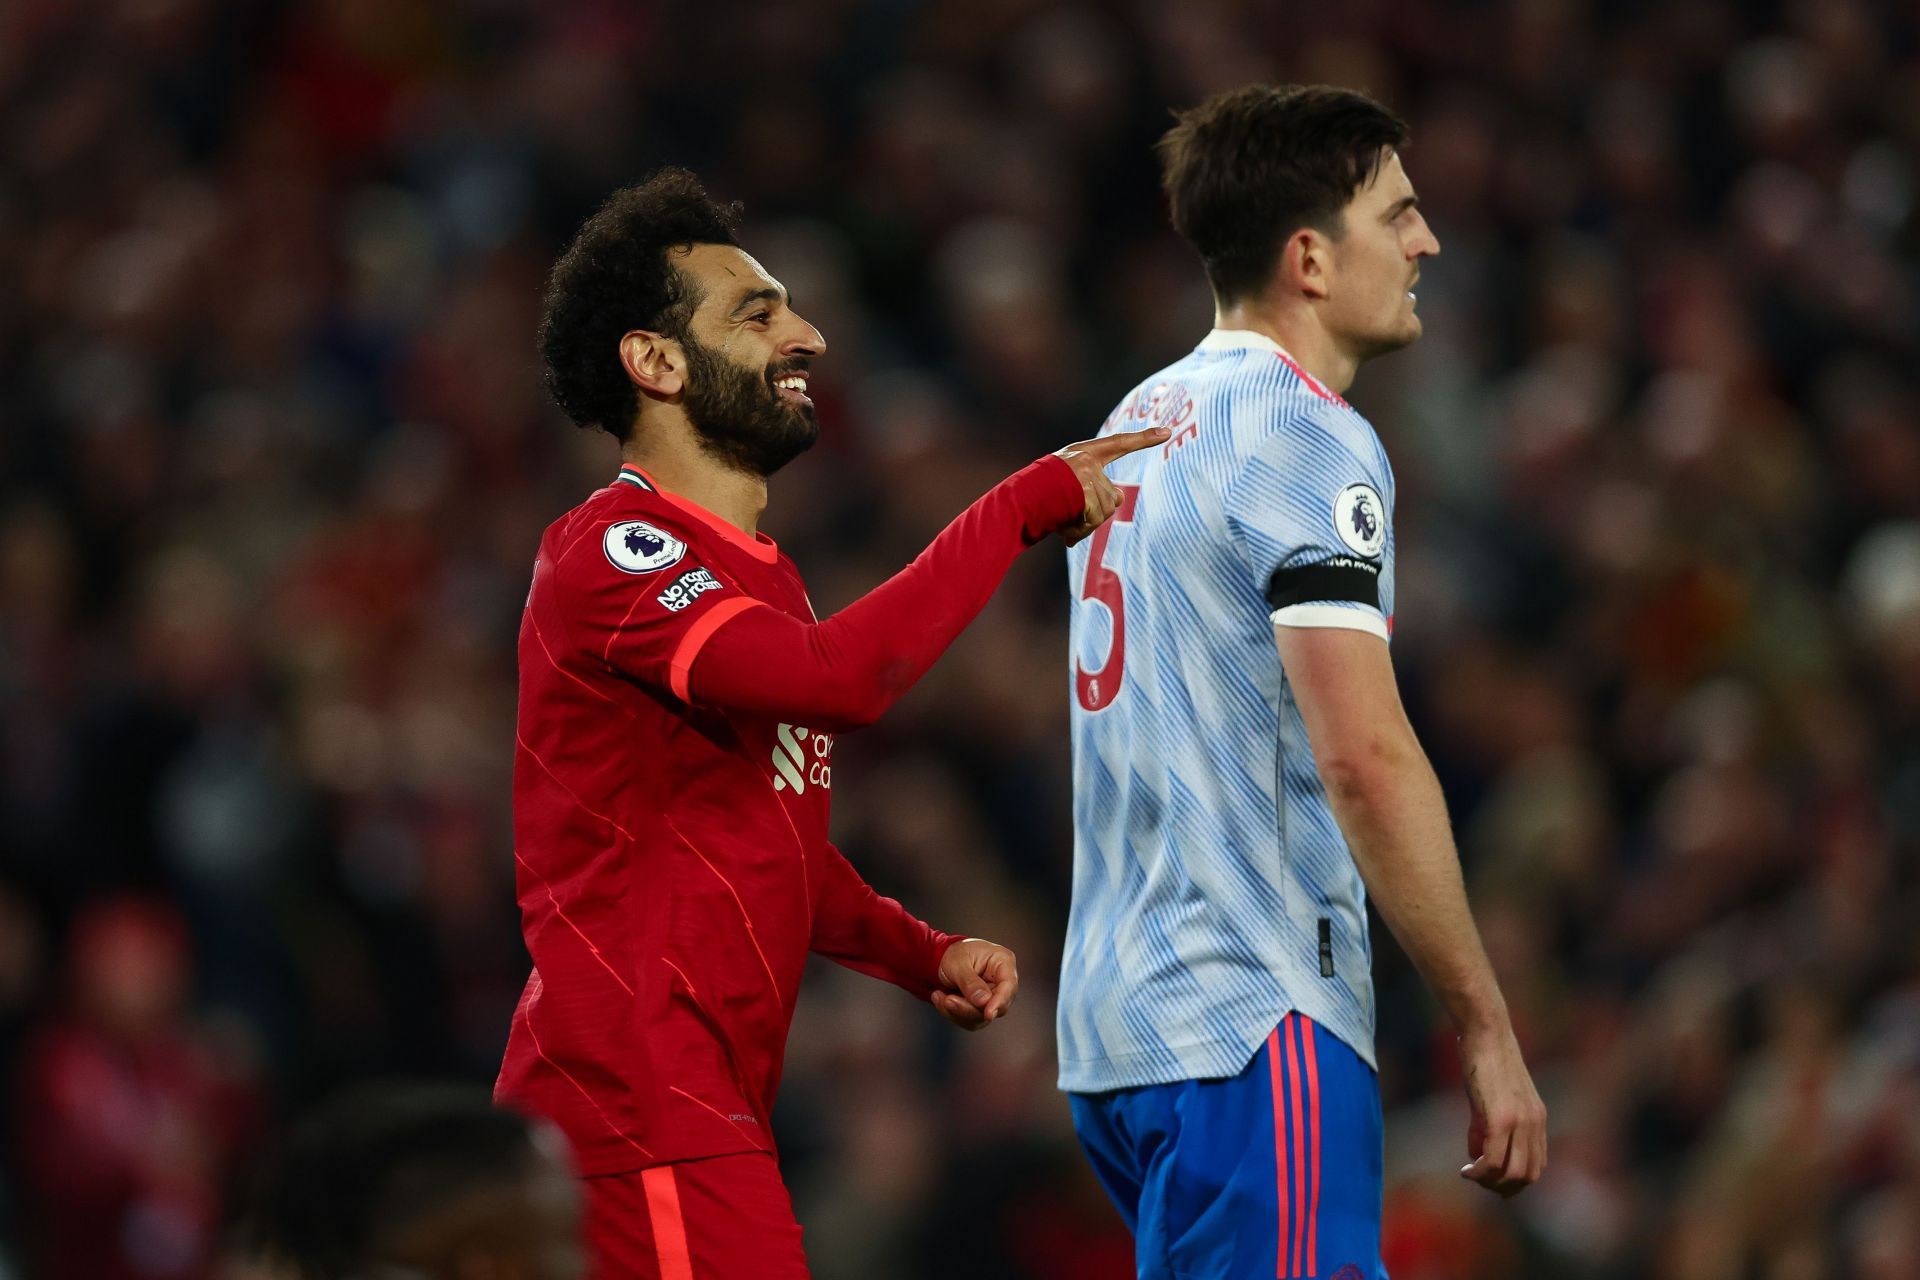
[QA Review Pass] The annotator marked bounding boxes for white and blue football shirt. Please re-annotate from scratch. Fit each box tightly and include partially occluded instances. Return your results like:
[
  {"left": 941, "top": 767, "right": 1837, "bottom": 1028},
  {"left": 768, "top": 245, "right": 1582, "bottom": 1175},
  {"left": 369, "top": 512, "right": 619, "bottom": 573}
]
[{"left": 1058, "top": 328, "right": 1396, "bottom": 1093}]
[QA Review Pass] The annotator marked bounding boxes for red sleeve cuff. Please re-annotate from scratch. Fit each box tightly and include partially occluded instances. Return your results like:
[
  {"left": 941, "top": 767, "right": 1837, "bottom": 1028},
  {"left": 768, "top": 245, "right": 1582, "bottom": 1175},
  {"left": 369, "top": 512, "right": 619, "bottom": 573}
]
[
  {"left": 1016, "top": 454, "right": 1087, "bottom": 544},
  {"left": 927, "top": 932, "right": 962, "bottom": 993}
]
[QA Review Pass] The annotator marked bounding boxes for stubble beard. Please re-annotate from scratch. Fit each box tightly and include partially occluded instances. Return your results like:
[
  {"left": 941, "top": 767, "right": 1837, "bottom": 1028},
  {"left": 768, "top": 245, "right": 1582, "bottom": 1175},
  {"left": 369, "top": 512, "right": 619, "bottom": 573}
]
[
  {"left": 679, "top": 335, "right": 819, "bottom": 479},
  {"left": 1350, "top": 292, "right": 1423, "bottom": 363}
]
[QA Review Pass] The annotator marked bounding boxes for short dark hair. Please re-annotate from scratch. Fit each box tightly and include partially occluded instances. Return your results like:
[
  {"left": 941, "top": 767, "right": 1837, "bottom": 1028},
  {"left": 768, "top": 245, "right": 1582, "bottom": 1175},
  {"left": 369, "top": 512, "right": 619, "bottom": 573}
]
[
  {"left": 539, "top": 167, "right": 743, "bottom": 441},
  {"left": 243, "top": 1084, "right": 547, "bottom": 1279},
  {"left": 1157, "top": 85, "right": 1410, "bottom": 303}
]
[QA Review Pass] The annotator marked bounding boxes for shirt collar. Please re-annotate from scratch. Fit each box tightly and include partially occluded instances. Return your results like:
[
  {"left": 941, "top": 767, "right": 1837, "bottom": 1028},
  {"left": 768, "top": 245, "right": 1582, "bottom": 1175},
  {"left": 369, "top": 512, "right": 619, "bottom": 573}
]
[
  {"left": 1196, "top": 328, "right": 1293, "bottom": 358},
  {"left": 1194, "top": 329, "right": 1349, "bottom": 408},
  {"left": 615, "top": 463, "right": 780, "bottom": 564}
]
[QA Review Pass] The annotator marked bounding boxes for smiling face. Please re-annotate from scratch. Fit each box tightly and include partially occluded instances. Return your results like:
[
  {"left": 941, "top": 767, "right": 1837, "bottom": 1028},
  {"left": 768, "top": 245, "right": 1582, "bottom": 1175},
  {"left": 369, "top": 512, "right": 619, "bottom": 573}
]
[
  {"left": 1320, "top": 149, "right": 1441, "bottom": 359},
  {"left": 671, "top": 242, "right": 826, "bottom": 478}
]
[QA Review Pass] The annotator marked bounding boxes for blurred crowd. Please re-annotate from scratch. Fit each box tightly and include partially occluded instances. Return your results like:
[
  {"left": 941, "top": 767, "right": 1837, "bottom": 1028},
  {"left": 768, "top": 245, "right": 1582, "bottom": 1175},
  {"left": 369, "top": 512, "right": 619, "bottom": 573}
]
[{"left": 3, "top": 0, "right": 1919, "bottom": 1276}]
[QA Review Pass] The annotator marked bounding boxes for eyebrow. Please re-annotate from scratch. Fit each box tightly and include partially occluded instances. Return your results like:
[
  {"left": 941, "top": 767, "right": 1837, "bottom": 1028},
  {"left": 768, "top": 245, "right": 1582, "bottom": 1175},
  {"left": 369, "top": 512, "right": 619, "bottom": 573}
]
[
  {"left": 728, "top": 286, "right": 789, "bottom": 318},
  {"left": 1385, "top": 195, "right": 1420, "bottom": 220}
]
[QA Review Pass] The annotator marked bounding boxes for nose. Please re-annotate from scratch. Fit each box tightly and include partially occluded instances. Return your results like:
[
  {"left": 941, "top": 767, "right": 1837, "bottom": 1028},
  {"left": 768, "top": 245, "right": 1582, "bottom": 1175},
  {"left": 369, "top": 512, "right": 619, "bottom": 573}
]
[
  {"left": 784, "top": 312, "right": 827, "bottom": 359},
  {"left": 1410, "top": 210, "right": 1440, "bottom": 259}
]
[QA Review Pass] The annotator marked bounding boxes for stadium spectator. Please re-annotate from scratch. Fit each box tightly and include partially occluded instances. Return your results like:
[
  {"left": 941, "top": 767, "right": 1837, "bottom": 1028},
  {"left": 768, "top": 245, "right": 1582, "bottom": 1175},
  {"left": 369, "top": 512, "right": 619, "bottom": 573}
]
[
  {"left": 15, "top": 897, "right": 260, "bottom": 1280},
  {"left": 1, "top": 1, "right": 1917, "bottom": 1276}
]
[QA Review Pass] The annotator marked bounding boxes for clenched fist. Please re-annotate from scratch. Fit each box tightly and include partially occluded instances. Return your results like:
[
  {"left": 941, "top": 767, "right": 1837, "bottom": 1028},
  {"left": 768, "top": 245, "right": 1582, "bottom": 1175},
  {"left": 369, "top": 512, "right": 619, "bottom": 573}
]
[{"left": 931, "top": 938, "right": 1019, "bottom": 1031}]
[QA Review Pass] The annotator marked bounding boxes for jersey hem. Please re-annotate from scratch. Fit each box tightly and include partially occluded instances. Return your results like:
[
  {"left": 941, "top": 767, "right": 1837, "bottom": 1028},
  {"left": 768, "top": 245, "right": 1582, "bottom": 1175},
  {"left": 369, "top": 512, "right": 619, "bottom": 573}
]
[
  {"left": 568, "top": 1132, "right": 774, "bottom": 1179},
  {"left": 1056, "top": 994, "right": 1377, "bottom": 1094}
]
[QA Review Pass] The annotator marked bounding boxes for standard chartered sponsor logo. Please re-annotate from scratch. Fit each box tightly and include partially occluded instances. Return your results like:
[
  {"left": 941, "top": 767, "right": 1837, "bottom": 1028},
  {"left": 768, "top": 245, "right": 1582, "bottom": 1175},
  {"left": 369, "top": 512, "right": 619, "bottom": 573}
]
[{"left": 772, "top": 724, "right": 833, "bottom": 793}]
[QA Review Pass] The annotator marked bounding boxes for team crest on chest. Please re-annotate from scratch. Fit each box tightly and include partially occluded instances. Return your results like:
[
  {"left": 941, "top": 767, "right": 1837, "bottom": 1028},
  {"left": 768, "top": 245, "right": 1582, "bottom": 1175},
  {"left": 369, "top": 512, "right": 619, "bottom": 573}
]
[
  {"left": 604, "top": 520, "right": 687, "bottom": 574},
  {"left": 1332, "top": 484, "right": 1387, "bottom": 559}
]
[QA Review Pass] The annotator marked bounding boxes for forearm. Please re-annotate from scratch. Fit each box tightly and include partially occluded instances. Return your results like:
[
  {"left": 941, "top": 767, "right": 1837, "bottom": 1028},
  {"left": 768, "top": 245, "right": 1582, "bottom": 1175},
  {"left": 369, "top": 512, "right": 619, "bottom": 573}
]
[
  {"left": 689, "top": 455, "right": 1083, "bottom": 729},
  {"left": 810, "top": 843, "right": 960, "bottom": 998},
  {"left": 1325, "top": 744, "right": 1508, "bottom": 1034}
]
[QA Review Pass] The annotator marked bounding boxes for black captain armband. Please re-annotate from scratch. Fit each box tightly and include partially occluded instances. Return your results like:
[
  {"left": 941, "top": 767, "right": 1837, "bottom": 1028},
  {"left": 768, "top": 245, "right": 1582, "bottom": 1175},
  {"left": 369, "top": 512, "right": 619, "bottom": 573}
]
[{"left": 1265, "top": 556, "right": 1381, "bottom": 612}]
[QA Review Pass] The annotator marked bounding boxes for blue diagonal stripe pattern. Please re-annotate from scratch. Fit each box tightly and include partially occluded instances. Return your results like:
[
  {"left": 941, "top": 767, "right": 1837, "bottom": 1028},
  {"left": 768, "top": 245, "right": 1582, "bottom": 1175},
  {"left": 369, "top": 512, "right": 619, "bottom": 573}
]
[{"left": 1058, "top": 330, "right": 1395, "bottom": 1092}]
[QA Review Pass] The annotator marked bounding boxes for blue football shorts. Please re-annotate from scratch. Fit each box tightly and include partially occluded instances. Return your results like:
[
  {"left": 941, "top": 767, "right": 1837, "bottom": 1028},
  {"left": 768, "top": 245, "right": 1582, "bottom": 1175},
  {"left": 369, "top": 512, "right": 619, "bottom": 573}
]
[{"left": 1069, "top": 1012, "right": 1386, "bottom": 1280}]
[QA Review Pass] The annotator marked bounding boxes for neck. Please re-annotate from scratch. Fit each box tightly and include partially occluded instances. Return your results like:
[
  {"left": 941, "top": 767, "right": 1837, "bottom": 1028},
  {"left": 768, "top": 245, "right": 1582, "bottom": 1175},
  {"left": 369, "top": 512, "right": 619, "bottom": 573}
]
[
  {"left": 1214, "top": 297, "right": 1360, "bottom": 395},
  {"left": 621, "top": 416, "right": 768, "bottom": 535}
]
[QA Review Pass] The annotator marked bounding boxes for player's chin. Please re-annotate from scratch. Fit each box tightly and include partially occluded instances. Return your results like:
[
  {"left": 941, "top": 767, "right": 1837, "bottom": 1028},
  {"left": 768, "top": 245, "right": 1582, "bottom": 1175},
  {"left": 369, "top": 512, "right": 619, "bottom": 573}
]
[
  {"left": 1365, "top": 315, "right": 1422, "bottom": 357},
  {"left": 769, "top": 408, "right": 820, "bottom": 457},
  {"left": 769, "top": 395, "right": 818, "bottom": 432},
  {"left": 743, "top": 429, "right": 819, "bottom": 480},
  {"left": 787, "top": 412, "right": 821, "bottom": 457}
]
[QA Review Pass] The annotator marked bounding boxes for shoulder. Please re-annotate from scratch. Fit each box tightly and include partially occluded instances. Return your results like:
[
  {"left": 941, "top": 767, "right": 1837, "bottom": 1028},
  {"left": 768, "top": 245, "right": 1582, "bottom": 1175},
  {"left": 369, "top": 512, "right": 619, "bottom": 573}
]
[
  {"left": 545, "top": 484, "right": 710, "bottom": 589},
  {"left": 1232, "top": 371, "right": 1382, "bottom": 471},
  {"left": 1220, "top": 391, "right": 1391, "bottom": 546},
  {"left": 533, "top": 491, "right": 721, "bottom": 629}
]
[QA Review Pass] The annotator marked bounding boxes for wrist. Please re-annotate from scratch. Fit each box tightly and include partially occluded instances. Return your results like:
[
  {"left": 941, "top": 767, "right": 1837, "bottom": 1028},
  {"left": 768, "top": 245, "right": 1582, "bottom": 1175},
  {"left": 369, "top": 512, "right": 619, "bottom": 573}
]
[
  {"left": 1452, "top": 999, "right": 1513, "bottom": 1042},
  {"left": 1010, "top": 454, "right": 1085, "bottom": 542},
  {"left": 930, "top": 932, "right": 964, "bottom": 979}
]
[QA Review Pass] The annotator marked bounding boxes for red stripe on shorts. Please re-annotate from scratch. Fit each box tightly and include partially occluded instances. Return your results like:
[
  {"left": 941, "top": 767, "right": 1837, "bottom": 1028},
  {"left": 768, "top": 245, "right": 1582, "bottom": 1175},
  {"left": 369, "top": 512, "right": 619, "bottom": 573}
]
[
  {"left": 1268, "top": 1019, "right": 1289, "bottom": 1279},
  {"left": 641, "top": 1166, "right": 695, "bottom": 1280},
  {"left": 1284, "top": 1018, "right": 1306, "bottom": 1276},
  {"left": 1303, "top": 1017, "right": 1322, "bottom": 1277}
]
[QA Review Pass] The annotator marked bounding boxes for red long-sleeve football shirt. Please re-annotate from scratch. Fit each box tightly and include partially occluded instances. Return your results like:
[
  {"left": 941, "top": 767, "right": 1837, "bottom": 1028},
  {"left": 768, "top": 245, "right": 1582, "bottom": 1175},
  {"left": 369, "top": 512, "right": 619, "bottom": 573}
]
[{"left": 497, "top": 454, "right": 1084, "bottom": 1174}]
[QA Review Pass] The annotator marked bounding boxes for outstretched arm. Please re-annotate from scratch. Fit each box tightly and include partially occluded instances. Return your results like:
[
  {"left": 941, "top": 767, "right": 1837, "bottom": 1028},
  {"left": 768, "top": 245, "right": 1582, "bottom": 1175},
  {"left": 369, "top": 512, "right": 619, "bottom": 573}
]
[
  {"left": 1276, "top": 622, "right": 1547, "bottom": 1197},
  {"left": 688, "top": 430, "right": 1168, "bottom": 731}
]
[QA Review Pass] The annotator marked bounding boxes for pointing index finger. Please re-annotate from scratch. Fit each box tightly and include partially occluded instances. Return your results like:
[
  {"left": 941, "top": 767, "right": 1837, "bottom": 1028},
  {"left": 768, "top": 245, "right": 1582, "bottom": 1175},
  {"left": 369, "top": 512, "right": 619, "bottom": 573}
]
[{"left": 1078, "top": 426, "right": 1171, "bottom": 462}]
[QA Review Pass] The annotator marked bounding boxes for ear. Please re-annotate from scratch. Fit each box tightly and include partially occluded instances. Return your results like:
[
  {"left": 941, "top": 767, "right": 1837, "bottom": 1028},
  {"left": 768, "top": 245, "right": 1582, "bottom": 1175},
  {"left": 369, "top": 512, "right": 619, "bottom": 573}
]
[
  {"left": 1278, "top": 228, "right": 1332, "bottom": 302},
  {"left": 619, "top": 330, "right": 686, "bottom": 399}
]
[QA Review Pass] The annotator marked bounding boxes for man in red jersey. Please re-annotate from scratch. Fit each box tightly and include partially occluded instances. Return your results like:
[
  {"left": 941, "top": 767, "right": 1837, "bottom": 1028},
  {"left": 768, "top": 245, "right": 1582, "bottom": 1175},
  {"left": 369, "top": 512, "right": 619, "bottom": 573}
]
[{"left": 498, "top": 166, "right": 1167, "bottom": 1279}]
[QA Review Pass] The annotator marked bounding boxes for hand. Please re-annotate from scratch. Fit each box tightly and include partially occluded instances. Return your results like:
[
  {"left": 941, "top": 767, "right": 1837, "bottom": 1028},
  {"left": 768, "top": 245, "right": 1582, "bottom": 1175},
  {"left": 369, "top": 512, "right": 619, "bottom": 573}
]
[
  {"left": 1052, "top": 427, "right": 1171, "bottom": 545},
  {"left": 931, "top": 938, "right": 1018, "bottom": 1031},
  {"left": 1459, "top": 1022, "right": 1547, "bottom": 1197}
]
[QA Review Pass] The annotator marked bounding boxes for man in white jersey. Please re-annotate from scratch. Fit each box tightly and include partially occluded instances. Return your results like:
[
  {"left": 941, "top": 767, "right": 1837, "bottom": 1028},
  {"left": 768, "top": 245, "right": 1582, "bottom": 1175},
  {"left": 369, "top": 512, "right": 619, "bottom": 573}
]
[{"left": 1060, "top": 85, "right": 1546, "bottom": 1279}]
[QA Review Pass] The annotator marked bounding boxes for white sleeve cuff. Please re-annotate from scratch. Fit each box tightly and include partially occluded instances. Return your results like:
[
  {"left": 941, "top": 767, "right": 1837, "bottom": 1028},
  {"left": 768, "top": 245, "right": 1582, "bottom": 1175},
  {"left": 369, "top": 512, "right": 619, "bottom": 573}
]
[{"left": 1269, "top": 603, "right": 1390, "bottom": 641}]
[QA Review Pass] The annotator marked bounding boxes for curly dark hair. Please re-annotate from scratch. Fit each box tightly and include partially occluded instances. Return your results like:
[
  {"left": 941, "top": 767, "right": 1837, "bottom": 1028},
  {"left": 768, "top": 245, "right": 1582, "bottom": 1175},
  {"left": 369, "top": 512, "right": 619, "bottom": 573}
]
[
  {"left": 1158, "top": 85, "right": 1409, "bottom": 304},
  {"left": 539, "top": 168, "right": 743, "bottom": 441},
  {"left": 240, "top": 1084, "right": 547, "bottom": 1278}
]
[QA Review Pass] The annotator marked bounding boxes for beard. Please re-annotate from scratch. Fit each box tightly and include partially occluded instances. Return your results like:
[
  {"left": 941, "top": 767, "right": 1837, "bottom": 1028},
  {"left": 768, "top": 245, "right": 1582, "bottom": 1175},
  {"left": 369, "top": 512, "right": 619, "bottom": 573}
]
[
  {"left": 1353, "top": 312, "right": 1422, "bottom": 361},
  {"left": 679, "top": 335, "right": 819, "bottom": 478}
]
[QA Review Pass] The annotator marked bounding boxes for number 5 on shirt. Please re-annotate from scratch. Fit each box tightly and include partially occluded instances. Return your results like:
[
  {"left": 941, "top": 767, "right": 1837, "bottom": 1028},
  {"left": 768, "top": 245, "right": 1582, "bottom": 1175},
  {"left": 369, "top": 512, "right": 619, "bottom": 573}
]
[{"left": 1074, "top": 484, "right": 1139, "bottom": 712}]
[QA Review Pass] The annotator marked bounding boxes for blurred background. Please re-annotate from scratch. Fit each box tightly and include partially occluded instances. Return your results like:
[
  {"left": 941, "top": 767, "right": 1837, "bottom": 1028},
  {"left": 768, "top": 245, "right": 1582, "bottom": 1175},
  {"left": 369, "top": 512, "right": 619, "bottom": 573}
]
[{"left": 3, "top": 0, "right": 1919, "bottom": 1276}]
